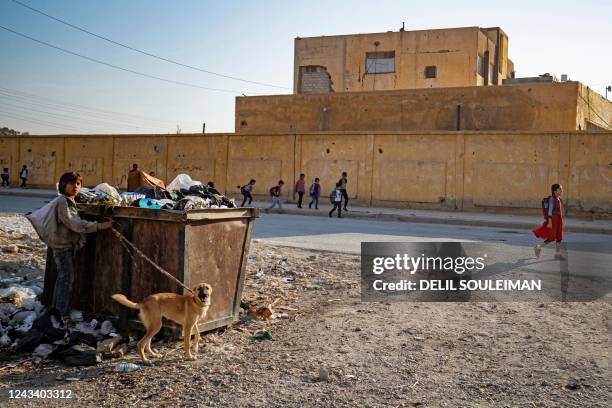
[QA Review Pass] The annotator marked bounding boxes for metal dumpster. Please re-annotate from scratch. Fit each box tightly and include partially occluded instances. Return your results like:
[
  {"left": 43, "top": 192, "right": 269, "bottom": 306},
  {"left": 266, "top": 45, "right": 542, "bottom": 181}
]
[{"left": 42, "top": 205, "right": 259, "bottom": 334}]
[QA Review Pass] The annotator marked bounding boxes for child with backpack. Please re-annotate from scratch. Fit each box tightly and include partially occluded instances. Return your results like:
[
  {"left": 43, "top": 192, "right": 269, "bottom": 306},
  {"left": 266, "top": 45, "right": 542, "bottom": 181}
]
[
  {"left": 295, "top": 173, "right": 306, "bottom": 208},
  {"left": 308, "top": 178, "right": 321, "bottom": 209},
  {"left": 1, "top": 168, "right": 9, "bottom": 186},
  {"left": 329, "top": 181, "right": 343, "bottom": 218},
  {"left": 238, "top": 179, "right": 256, "bottom": 207},
  {"left": 533, "top": 183, "right": 566, "bottom": 259},
  {"left": 268, "top": 180, "right": 284, "bottom": 209}
]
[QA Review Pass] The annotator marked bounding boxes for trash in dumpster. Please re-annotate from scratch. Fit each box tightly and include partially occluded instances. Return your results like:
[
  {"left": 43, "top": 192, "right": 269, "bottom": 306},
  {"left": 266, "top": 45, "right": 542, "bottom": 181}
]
[{"left": 74, "top": 172, "right": 237, "bottom": 209}]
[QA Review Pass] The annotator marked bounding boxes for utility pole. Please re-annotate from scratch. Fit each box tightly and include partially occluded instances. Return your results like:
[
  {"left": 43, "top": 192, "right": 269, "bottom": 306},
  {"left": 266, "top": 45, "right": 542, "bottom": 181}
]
[
  {"left": 202, "top": 123, "right": 206, "bottom": 134},
  {"left": 606, "top": 86, "right": 611, "bottom": 101}
]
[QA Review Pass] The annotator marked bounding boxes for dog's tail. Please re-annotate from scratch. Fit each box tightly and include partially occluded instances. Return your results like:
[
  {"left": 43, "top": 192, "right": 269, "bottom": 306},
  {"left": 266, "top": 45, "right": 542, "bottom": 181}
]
[{"left": 111, "top": 294, "right": 141, "bottom": 309}]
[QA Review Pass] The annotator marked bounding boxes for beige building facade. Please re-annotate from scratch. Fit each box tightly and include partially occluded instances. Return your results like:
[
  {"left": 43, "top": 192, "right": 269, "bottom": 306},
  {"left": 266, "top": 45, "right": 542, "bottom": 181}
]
[{"left": 294, "top": 26, "right": 513, "bottom": 93}]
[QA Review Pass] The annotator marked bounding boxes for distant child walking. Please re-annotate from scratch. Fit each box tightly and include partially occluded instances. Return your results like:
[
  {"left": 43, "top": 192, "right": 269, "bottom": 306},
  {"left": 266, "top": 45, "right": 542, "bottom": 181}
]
[
  {"left": 533, "top": 183, "right": 565, "bottom": 259},
  {"left": 20, "top": 164, "right": 28, "bottom": 188},
  {"left": 268, "top": 180, "right": 284, "bottom": 209},
  {"left": 308, "top": 177, "right": 321, "bottom": 209},
  {"left": 338, "top": 171, "right": 349, "bottom": 211},
  {"left": 295, "top": 173, "right": 306, "bottom": 208},
  {"left": 329, "top": 181, "right": 343, "bottom": 218},
  {"left": 238, "top": 179, "right": 256, "bottom": 206},
  {"left": 1, "top": 168, "right": 9, "bottom": 187}
]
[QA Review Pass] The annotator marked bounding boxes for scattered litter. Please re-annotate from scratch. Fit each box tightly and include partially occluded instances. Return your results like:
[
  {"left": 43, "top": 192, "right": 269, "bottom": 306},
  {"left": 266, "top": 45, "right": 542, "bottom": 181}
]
[
  {"left": 318, "top": 367, "right": 330, "bottom": 382},
  {"left": 2, "top": 244, "right": 19, "bottom": 253},
  {"left": 32, "top": 343, "right": 54, "bottom": 358},
  {"left": 252, "top": 331, "right": 273, "bottom": 341},
  {"left": 115, "top": 362, "right": 141, "bottom": 372},
  {"left": 64, "top": 377, "right": 81, "bottom": 382},
  {"left": 57, "top": 344, "right": 101, "bottom": 366}
]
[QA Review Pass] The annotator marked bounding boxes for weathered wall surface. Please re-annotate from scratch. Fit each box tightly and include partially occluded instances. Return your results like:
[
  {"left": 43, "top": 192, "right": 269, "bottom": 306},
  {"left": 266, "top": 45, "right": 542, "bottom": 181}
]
[
  {"left": 237, "top": 82, "right": 581, "bottom": 133},
  {"left": 576, "top": 83, "right": 612, "bottom": 131},
  {"left": 1, "top": 131, "right": 610, "bottom": 213},
  {"left": 294, "top": 27, "right": 511, "bottom": 93}
]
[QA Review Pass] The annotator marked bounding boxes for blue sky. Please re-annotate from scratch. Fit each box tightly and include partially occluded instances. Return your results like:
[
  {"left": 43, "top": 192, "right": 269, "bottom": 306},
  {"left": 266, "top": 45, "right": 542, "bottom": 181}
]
[{"left": 0, "top": 0, "right": 610, "bottom": 134}]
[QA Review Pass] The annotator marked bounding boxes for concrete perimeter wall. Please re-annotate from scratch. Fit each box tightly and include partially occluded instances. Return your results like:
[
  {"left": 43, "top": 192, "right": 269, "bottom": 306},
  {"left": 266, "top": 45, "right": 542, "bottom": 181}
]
[{"left": 1, "top": 131, "right": 610, "bottom": 214}]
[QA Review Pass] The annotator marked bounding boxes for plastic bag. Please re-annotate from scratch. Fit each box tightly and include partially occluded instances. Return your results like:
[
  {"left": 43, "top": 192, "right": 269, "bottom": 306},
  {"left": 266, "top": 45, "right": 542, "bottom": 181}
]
[
  {"left": 25, "top": 197, "right": 62, "bottom": 246},
  {"left": 167, "top": 174, "right": 202, "bottom": 192},
  {"left": 93, "top": 183, "right": 121, "bottom": 201}
]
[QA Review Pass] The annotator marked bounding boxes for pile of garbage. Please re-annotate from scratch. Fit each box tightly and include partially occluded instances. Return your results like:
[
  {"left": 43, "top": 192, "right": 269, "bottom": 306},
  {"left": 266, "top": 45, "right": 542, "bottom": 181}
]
[
  {"left": 0, "top": 279, "right": 128, "bottom": 366},
  {"left": 75, "top": 173, "right": 236, "bottom": 210}
]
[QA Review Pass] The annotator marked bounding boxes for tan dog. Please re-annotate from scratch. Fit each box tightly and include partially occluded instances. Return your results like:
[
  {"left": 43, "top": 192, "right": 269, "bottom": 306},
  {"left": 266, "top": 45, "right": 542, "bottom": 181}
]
[{"left": 112, "top": 283, "right": 212, "bottom": 364}]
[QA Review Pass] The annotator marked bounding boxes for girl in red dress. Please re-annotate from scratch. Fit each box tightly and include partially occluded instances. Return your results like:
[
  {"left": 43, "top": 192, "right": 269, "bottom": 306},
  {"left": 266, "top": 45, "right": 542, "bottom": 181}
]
[{"left": 533, "top": 184, "right": 566, "bottom": 259}]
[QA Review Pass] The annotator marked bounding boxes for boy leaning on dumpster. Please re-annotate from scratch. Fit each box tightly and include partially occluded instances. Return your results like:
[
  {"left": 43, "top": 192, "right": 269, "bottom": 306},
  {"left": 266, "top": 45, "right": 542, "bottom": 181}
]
[{"left": 29, "top": 172, "right": 112, "bottom": 326}]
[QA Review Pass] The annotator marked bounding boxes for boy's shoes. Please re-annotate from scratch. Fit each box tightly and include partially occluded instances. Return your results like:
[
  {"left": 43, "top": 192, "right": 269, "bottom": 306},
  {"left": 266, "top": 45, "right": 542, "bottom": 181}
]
[
  {"left": 533, "top": 245, "right": 541, "bottom": 258},
  {"left": 329, "top": 213, "right": 332, "bottom": 217},
  {"left": 308, "top": 204, "right": 311, "bottom": 208},
  {"left": 343, "top": 208, "right": 348, "bottom": 211},
  {"left": 338, "top": 216, "right": 343, "bottom": 218},
  {"left": 315, "top": 207, "right": 319, "bottom": 210},
  {"left": 554, "top": 252, "right": 567, "bottom": 260}
]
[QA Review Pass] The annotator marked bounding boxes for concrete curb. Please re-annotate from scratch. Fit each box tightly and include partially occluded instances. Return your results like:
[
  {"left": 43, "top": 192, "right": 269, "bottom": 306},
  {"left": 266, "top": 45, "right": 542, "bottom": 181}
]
[
  {"left": 1, "top": 189, "right": 610, "bottom": 235},
  {"left": 261, "top": 208, "right": 612, "bottom": 235},
  {"left": 0, "top": 189, "right": 57, "bottom": 199}
]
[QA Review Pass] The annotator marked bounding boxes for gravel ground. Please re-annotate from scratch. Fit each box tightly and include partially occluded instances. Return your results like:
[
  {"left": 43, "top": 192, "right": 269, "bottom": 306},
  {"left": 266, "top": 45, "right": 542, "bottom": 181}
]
[{"left": 0, "top": 213, "right": 610, "bottom": 407}]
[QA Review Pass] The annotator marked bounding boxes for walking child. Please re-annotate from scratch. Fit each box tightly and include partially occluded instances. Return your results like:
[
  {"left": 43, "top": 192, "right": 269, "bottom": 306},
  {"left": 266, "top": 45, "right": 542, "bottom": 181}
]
[
  {"left": 308, "top": 177, "right": 321, "bottom": 209},
  {"left": 1, "top": 168, "right": 9, "bottom": 187},
  {"left": 295, "top": 173, "right": 306, "bottom": 208},
  {"left": 19, "top": 164, "right": 28, "bottom": 188},
  {"left": 238, "top": 179, "right": 256, "bottom": 207},
  {"left": 268, "top": 180, "right": 284, "bottom": 209},
  {"left": 338, "top": 171, "right": 349, "bottom": 211},
  {"left": 329, "top": 181, "right": 343, "bottom": 218},
  {"left": 533, "top": 183, "right": 566, "bottom": 260}
]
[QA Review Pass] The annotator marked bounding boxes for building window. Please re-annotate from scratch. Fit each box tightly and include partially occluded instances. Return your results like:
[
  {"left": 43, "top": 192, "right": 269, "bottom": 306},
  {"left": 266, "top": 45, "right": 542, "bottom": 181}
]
[
  {"left": 477, "top": 55, "right": 486, "bottom": 77},
  {"left": 424, "top": 66, "right": 437, "bottom": 79},
  {"left": 365, "top": 51, "right": 395, "bottom": 74}
]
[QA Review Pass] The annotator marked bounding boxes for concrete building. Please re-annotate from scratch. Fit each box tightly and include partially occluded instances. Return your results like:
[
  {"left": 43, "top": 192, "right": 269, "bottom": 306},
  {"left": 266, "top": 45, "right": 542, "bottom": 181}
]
[
  {"left": 236, "top": 26, "right": 610, "bottom": 134},
  {"left": 236, "top": 81, "right": 612, "bottom": 133},
  {"left": 294, "top": 26, "right": 513, "bottom": 93}
]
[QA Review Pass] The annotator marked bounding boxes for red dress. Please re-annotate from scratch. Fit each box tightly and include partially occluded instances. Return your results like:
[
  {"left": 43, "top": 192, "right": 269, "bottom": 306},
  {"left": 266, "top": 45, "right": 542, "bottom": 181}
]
[{"left": 532, "top": 197, "right": 563, "bottom": 241}]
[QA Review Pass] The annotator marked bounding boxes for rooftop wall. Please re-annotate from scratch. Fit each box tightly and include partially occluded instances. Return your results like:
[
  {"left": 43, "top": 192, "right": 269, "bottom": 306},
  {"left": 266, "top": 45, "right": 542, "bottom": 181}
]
[{"left": 236, "top": 82, "right": 584, "bottom": 133}]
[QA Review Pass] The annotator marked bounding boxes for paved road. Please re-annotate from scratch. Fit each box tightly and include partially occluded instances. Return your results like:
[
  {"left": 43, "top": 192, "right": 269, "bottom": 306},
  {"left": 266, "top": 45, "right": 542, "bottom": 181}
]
[{"left": 2, "top": 196, "right": 611, "bottom": 255}]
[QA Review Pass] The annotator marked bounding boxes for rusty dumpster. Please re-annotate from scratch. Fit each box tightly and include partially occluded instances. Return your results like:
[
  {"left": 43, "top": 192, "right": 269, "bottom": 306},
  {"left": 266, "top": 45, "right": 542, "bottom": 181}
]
[{"left": 42, "top": 205, "right": 259, "bottom": 334}]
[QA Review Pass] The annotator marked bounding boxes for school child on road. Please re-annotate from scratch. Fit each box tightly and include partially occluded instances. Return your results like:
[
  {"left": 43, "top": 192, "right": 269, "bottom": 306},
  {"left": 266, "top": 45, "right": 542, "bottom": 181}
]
[
  {"left": 238, "top": 179, "right": 256, "bottom": 207},
  {"left": 308, "top": 178, "right": 321, "bottom": 209},
  {"left": 338, "top": 171, "right": 349, "bottom": 211},
  {"left": 533, "top": 183, "right": 566, "bottom": 260},
  {"left": 295, "top": 173, "right": 306, "bottom": 208},
  {"left": 20, "top": 165, "right": 28, "bottom": 187},
  {"left": 268, "top": 180, "right": 284, "bottom": 209},
  {"left": 1, "top": 168, "right": 9, "bottom": 186},
  {"left": 329, "top": 181, "right": 343, "bottom": 218}
]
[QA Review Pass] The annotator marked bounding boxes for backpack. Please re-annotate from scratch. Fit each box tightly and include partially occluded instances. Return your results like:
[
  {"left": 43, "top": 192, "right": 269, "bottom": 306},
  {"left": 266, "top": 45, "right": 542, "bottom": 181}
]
[
  {"left": 329, "top": 189, "right": 336, "bottom": 203},
  {"left": 309, "top": 183, "right": 316, "bottom": 196},
  {"left": 269, "top": 186, "right": 278, "bottom": 197},
  {"left": 541, "top": 196, "right": 558, "bottom": 218}
]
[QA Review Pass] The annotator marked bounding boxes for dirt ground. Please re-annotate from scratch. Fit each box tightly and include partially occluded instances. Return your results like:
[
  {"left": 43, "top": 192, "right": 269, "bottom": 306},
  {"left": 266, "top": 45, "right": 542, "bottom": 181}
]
[{"left": 0, "top": 213, "right": 610, "bottom": 407}]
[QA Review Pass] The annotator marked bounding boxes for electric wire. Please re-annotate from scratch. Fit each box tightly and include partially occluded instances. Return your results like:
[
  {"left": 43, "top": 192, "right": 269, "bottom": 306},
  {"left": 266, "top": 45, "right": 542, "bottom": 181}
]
[
  {"left": 0, "top": 25, "right": 246, "bottom": 95},
  {"left": 11, "top": 0, "right": 290, "bottom": 90},
  {"left": 0, "top": 91, "right": 178, "bottom": 130},
  {"left": 0, "top": 109, "right": 103, "bottom": 133},
  {"left": 0, "top": 86, "right": 191, "bottom": 127},
  {"left": 0, "top": 101, "right": 149, "bottom": 131}
]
